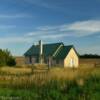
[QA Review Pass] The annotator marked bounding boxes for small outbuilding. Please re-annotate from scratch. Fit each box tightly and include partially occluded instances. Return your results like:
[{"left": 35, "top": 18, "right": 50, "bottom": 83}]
[{"left": 24, "top": 40, "right": 79, "bottom": 68}]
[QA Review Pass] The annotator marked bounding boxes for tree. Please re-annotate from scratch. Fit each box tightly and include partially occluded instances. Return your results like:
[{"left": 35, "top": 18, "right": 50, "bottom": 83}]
[
  {"left": 0, "top": 49, "right": 16, "bottom": 66},
  {"left": 80, "top": 54, "right": 100, "bottom": 59}
]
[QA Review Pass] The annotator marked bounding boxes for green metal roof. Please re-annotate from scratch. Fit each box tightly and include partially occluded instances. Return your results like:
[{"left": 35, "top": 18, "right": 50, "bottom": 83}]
[
  {"left": 24, "top": 43, "right": 63, "bottom": 57},
  {"left": 24, "top": 42, "right": 77, "bottom": 59},
  {"left": 24, "top": 45, "right": 40, "bottom": 56},
  {"left": 54, "top": 45, "right": 73, "bottom": 59},
  {"left": 43, "top": 43, "right": 63, "bottom": 57}
]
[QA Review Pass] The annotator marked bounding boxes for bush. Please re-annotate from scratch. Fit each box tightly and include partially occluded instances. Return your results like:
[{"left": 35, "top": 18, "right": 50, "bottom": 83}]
[
  {"left": 0, "top": 49, "right": 16, "bottom": 66},
  {"left": 7, "top": 57, "right": 16, "bottom": 66}
]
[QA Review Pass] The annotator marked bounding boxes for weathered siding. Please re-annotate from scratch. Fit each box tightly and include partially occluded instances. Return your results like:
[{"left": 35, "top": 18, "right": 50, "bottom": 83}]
[
  {"left": 51, "top": 59, "right": 63, "bottom": 66},
  {"left": 64, "top": 48, "right": 79, "bottom": 68},
  {"left": 31, "top": 57, "right": 37, "bottom": 64},
  {"left": 58, "top": 60, "right": 64, "bottom": 66},
  {"left": 52, "top": 60, "right": 56, "bottom": 65},
  {"left": 15, "top": 56, "right": 38, "bottom": 65},
  {"left": 25, "top": 57, "right": 38, "bottom": 64},
  {"left": 25, "top": 57, "right": 30, "bottom": 64},
  {"left": 15, "top": 56, "right": 25, "bottom": 65}
]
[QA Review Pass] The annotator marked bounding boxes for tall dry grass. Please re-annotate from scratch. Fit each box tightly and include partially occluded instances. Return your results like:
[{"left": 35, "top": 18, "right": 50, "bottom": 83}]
[
  {"left": 0, "top": 66, "right": 32, "bottom": 75},
  {"left": 0, "top": 64, "right": 99, "bottom": 88},
  {"left": 0, "top": 64, "right": 100, "bottom": 100}
]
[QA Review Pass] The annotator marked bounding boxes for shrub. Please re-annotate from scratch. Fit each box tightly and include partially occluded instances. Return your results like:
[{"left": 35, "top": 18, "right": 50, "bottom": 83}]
[
  {"left": 0, "top": 49, "right": 16, "bottom": 66},
  {"left": 7, "top": 57, "right": 16, "bottom": 66}
]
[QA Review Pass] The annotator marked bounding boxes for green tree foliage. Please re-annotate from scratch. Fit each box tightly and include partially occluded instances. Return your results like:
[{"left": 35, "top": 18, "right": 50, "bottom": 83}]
[
  {"left": 0, "top": 49, "right": 16, "bottom": 66},
  {"left": 80, "top": 54, "right": 100, "bottom": 58}
]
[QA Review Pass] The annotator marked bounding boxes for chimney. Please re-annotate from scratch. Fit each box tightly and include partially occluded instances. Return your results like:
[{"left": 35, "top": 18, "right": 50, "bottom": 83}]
[
  {"left": 39, "top": 40, "right": 43, "bottom": 55},
  {"left": 39, "top": 40, "right": 43, "bottom": 64}
]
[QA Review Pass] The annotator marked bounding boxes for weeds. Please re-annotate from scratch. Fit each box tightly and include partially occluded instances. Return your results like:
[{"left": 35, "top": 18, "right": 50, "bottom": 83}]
[{"left": 0, "top": 66, "right": 100, "bottom": 100}]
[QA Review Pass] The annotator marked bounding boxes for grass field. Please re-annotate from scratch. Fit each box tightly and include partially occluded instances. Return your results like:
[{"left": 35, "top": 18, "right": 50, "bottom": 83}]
[{"left": 0, "top": 64, "right": 100, "bottom": 100}]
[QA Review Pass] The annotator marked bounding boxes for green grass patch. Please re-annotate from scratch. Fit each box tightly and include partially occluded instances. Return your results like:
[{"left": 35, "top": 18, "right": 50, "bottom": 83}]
[{"left": 0, "top": 75, "right": 100, "bottom": 100}]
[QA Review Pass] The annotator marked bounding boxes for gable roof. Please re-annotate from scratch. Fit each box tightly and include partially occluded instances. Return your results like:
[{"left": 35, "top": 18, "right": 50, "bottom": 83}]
[
  {"left": 24, "top": 45, "right": 40, "bottom": 56},
  {"left": 43, "top": 43, "right": 63, "bottom": 57},
  {"left": 24, "top": 43, "right": 63, "bottom": 57},
  {"left": 24, "top": 42, "right": 78, "bottom": 59},
  {"left": 54, "top": 45, "right": 73, "bottom": 59}
]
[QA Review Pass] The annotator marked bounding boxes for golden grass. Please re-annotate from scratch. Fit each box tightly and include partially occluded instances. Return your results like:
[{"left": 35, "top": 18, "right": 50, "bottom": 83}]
[
  {"left": 0, "top": 66, "right": 32, "bottom": 74},
  {"left": 0, "top": 64, "right": 99, "bottom": 87},
  {"left": 48, "top": 66, "right": 95, "bottom": 80}
]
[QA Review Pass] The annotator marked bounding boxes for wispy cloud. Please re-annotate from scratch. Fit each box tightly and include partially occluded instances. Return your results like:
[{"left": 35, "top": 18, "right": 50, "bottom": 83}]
[
  {"left": 65, "top": 20, "right": 100, "bottom": 32},
  {"left": 0, "top": 14, "right": 33, "bottom": 19},
  {"left": 41, "top": 34, "right": 70, "bottom": 39},
  {"left": 61, "top": 20, "right": 100, "bottom": 36},
  {"left": 26, "top": 19, "right": 100, "bottom": 38},
  {"left": 0, "top": 19, "right": 99, "bottom": 45},
  {"left": 0, "top": 37, "right": 33, "bottom": 44},
  {"left": 23, "top": 0, "right": 62, "bottom": 10}
]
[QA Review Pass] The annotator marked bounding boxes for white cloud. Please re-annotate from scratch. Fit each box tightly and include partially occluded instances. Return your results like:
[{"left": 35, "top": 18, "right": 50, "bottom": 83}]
[
  {"left": 29, "top": 20, "right": 100, "bottom": 38},
  {"left": 36, "top": 26, "right": 59, "bottom": 31},
  {"left": 0, "top": 19, "right": 99, "bottom": 45},
  {"left": 0, "top": 14, "right": 33, "bottom": 19},
  {"left": 69, "top": 21, "right": 100, "bottom": 32},
  {"left": 25, "top": 19, "right": 100, "bottom": 39},
  {"left": 41, "top": 33, "right": 70, "bottom": 39},
  {"left": 0, "top": 37, "right": 34, "bottom": 44},
  {"left": 26, "top": 30, "right": 60, "bottom": 37},
  {"left": 23, "top": 0, "right": 60, "bottom": 9},
  {"left": 0, "top": 19, "right": 100, "bottom": 55},
  {"left": 26, "top": 31, "right": 43, "bottom": 37},
  {"left": 60, "top": 20, "right": 100, "bottom": 36}
]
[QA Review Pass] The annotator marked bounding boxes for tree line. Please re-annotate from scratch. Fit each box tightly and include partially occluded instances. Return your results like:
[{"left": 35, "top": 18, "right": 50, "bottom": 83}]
[
  {"left": 80, "top": 54, "right": 100, "bottom": 59},
  {"left": 0, "top": 49, "right": 16, "bottom": 66}
]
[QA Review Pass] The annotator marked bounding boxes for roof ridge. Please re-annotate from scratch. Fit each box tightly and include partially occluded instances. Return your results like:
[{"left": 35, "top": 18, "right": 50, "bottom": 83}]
[
  {"left": 43, "top": 42, "right": 63, "bottom": 45},
  {"left": 32, "top": 42, "right": 63, "bottom": 46},
  {"left": 64, "top": 45, "right": 74, "bottom": 47}
]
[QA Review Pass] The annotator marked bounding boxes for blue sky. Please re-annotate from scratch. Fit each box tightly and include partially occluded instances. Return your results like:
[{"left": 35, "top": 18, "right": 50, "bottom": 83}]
[{"left": 0, "top": 0, "right": 100, "bottom": 56}]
